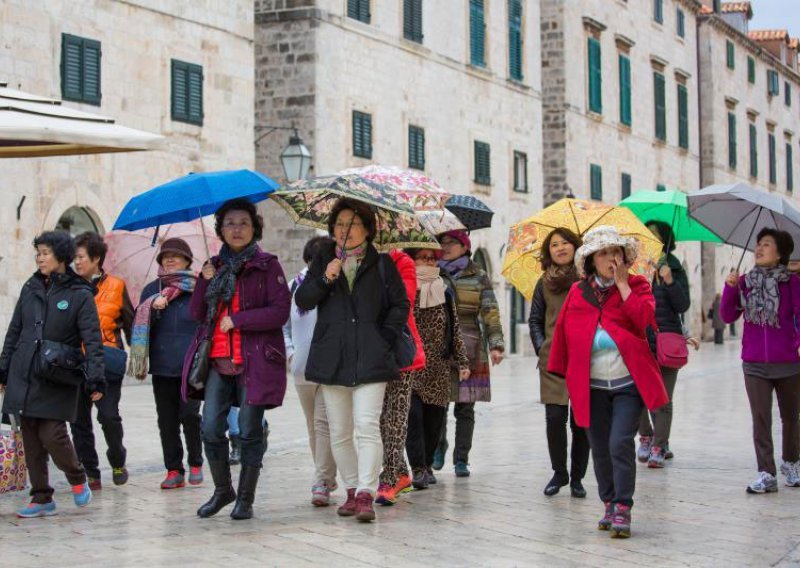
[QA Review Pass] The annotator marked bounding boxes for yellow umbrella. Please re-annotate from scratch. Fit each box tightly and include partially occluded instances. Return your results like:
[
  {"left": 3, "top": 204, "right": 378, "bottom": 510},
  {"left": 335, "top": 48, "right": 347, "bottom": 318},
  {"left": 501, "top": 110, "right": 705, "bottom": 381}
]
[{"left": 502, "top": 198, "right": 663, "bottom": 299}]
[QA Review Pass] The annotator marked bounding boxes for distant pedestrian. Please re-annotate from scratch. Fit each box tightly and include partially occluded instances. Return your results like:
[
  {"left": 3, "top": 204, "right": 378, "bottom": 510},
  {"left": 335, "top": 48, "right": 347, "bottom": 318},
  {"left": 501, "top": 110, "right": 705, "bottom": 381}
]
[
  {"left": 721, "top": 228, "right": 800, "bottom": 494},
  {"left": 0, "top": 231, "right": 105, "bottom": 518},
  {"left": 709, "top": 293, "right": 725, "bottom": 344}
]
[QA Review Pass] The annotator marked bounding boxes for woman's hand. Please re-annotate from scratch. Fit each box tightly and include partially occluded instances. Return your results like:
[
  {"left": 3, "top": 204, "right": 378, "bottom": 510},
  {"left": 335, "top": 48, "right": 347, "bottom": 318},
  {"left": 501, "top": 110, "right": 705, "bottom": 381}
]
[
  {"left": 90, "top": 391, "right": 103, "bottom": 402},
  {"left": 202, "top": 262, "right": 216, "bottom": 281},
  {"left": 459, "top": 368, "right": 471, "bottom": 382},
  {"left": 152, "top": 296, "right": 168, "bottom": 310},
  {"left": 220, "top": 316, "right": 235, "bottom": 333},
  {"left": 726, "top": 270, "right": 739, "bottom": 288},
  {"left": 687, "top": 337, "right": 701, "bottom": 351},
  {"left": 325, "top": 258, "right": 342, "bottom": 282},
  {"left": 612, "top": 255, "right": 631, "bottom": 296},
  {"left": 490, "top": 348, "right": 504, "bottom": 366}
]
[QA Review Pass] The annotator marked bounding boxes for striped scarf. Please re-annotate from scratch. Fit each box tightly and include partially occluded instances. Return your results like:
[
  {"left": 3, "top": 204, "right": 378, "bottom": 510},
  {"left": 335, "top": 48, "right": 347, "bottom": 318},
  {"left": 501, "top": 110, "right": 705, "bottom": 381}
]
[{"left": 128, "top": 269, "right": 197, "bottom": 379}]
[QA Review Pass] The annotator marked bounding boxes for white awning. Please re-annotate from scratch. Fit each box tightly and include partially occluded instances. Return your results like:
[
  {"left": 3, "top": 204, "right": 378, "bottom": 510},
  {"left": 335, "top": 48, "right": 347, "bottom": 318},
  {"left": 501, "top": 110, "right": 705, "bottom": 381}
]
[{"left": 0, "top": 83, "right": 163, "bottom": 158}]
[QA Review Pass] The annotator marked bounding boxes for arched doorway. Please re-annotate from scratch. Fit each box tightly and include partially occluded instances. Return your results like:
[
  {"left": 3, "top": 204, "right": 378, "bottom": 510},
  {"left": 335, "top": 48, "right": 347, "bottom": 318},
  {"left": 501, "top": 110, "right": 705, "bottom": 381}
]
[{"left": 55, "top": 206, "right": 104, "bottom": 236}]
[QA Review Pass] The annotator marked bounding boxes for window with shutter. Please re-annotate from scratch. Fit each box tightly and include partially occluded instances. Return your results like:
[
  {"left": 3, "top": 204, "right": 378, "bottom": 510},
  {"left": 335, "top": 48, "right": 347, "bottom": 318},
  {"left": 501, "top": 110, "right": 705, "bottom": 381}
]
[
  {"left": 474, "top": 141, "right": 491, "bottom": 185},
  {"left": 404, "top": 0, "right": 423, "bottom": 43},
  {"left": 619, "top": 54, "right": 631, "bottom": 126},
  {"left": 748, "top": 57, "right": 755, "bottom": 84},
  {"left": 513, "top": 151, "right": 528, "bottom": 193},
  {"left": 749, "top": 123, "right": 758, "bottom": 178},
  {"left": 787, "top": 143, "right": 794, "bottom": 193},
  {"left": 726, "top": 41, "right": 735, "bottom": 70},
  {"left": 654, "top": 0, "right": 663, "bottom": 24},
  {"left": 408, "top": 125, "right": 425, "bottom": 170},
  {"left": 470, "top": 0, "right": 486, "bottom": 67},
  {"left": 767, "top": 70, "right": 779, "bottom": 96},
  {"left": 61, "top": 33, "right": 102, "bottom": 106},
  {"left": 588, "top": 38, "right": 602, "bottom": 114},
  {"left": 654, "top": 72, "right": 666, "bottom": 141},
  {"left": 728, "top": 112, "right": 737, "bottom": 169},
  {"left": 508, "top": 0, "right": 523, "bottom": 81},
  {"left": 347, "top": 0, "right": 370, "bottom": 23},
  {"left": 621, "top": 173, "right": 631, "bottom": 199},
  {"left": 769, "top": 133, "right": 777, "bottom": 185},
  {"left": 786, "top": 82, "right": 792, "bottom": 107},
  {"left": 353, "top": 111, "right": 373, "bottom": 159},
  {"left": 590, "top": 164, "right": 602, "bottom": 201},
  {"left": 171, "top": 60, "right": 203, "bottom": 126},
  {"left": 656, "top": 184, "right": 666, "bottom": 192},
  {"left": 677, "top": 8, "right": 685, "bottom": 38},
  {"left": 677, "top": 84, "right": 689, "bottom": 150}
]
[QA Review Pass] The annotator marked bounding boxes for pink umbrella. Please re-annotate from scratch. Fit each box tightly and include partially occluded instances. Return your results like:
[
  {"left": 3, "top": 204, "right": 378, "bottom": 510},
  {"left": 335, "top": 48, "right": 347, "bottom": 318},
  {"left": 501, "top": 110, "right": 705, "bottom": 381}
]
[{"left": 103, "top": 220, "right": 221, "bottom": 305}]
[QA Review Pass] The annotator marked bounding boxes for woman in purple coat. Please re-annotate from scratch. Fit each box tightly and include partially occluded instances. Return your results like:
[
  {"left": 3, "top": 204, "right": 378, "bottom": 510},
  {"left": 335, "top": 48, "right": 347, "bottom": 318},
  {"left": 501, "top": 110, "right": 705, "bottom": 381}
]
[{"left": 183, "top": 198, "right": 291, "bottom": 520}]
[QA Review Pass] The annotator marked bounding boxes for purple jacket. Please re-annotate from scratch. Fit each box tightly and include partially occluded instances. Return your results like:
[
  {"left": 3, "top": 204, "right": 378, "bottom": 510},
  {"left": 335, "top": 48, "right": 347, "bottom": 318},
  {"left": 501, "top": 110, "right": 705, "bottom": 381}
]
[
  {"left": 181, "top": 248, "right": 291, "bottom": 408},
  {"left": 721, "top": 273, "right": 800, "bottom": 364}
]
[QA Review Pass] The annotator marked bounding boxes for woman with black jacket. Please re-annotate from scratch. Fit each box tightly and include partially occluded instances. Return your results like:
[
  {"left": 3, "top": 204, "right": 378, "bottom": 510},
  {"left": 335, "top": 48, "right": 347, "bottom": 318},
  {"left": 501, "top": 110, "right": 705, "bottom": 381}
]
[
  {"left": 295, "top": 198, "right": 409, "bottom": 523},
  {"left": 0, "top": 231, "right": 105, "bottom": 518},
  {"left": 637, "top": 221, "right": 691, "bottom": 468}
]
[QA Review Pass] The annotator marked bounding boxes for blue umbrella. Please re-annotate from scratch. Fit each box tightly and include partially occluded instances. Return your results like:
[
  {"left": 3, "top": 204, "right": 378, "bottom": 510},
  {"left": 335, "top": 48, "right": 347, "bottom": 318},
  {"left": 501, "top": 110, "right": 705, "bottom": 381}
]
[{"left": 113, "top": 169, "right": 279, "bottom": 231}]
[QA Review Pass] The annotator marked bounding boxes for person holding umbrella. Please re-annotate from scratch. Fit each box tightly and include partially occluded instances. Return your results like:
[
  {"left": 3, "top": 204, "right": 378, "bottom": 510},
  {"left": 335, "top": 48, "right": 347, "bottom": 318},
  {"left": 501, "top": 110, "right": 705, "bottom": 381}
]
[
  {"left": 295, "top": 197, "right": 409, "bottom": 522},
  {"left": 186, "top": 198, "right": 291, "bottom": 520},
  {"left": 130, "top": 237, "right": 203, "bottom": 490},
  {"left": 721, "top": 229, "right": 800, "bottom": 494},
  {"left": 433, "top": 229, "right": 505, "bottom": 478}
]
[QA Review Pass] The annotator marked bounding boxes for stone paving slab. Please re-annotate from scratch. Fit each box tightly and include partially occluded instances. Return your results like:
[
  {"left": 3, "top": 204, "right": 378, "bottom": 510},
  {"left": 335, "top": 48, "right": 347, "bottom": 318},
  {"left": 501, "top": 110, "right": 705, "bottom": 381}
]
[{"left": 2, "top": 340, "right": 800, "bottom": 567}]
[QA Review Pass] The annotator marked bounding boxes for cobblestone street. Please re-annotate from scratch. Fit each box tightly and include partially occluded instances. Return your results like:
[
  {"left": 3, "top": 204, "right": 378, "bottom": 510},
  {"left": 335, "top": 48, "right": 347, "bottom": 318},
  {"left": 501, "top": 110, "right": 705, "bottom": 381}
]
[{"left": 2, "top": 340, "right": 800, "bottom": 567}]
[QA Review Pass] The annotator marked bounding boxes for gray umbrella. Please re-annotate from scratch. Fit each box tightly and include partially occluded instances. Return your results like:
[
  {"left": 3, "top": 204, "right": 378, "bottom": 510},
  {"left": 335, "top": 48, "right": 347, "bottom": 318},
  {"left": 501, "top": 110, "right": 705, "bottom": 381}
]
[{"left": 687, "top": 182, "right": 800, "bottom": 265}]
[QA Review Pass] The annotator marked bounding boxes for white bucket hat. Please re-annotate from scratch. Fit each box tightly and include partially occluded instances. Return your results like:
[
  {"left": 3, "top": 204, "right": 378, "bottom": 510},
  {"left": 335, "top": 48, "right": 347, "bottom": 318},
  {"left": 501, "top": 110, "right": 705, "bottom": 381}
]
[{"left": 574, "top": 225, "right": 640, "bottom": 276}]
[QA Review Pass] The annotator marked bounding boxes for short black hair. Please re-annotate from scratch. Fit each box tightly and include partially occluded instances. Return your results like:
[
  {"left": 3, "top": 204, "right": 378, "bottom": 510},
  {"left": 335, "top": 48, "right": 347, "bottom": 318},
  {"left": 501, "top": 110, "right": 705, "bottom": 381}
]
[
  {"left": 327, "top": 198, "right": 377, "bottom": 242},
  {"left": 583, "top": 247, "right": 629, "bottom": 277},
  {"left": 33, "top": 231, "right": 75, "bottom": 265},
  {"left": 303, "top": 236, "right": 333, "bottom": 263},
  {"left": 647, "top": 221, "right": 676, "bottom": 254},
  {"left": 74, "top": 231, "right": 108, "bottom": 268},
  {"left": 757, "top": 228, "right": 794, "bottom": 266},
  {"left": 214, "top": 198, "right": 264, "bottom": 242}
]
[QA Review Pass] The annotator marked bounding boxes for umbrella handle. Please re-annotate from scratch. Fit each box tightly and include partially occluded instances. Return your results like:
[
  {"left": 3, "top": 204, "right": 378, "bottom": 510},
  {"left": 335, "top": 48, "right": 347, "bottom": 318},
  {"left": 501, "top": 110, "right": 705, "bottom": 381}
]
[{"left": 198, "top": 208, "right": 210, "bottom": 260}]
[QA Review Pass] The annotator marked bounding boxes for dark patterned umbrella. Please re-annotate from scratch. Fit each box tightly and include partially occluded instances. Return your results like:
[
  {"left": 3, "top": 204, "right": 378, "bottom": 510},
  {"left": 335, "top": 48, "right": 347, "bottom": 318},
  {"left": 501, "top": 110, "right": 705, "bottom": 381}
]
[{"left": 445, "top": 194, "right": 494, "bottom": 230}]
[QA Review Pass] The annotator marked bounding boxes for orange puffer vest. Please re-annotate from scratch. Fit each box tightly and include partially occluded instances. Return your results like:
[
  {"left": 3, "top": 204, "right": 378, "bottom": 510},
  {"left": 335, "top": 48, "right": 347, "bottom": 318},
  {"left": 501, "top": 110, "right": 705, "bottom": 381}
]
[{"left": 95, "top": 274, "right": 126, "bottom": 348}]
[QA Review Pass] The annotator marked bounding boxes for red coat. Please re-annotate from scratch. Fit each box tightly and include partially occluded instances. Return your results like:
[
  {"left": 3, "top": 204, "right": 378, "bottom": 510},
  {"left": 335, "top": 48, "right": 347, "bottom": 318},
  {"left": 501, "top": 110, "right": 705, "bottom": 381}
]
[
  {"left": 547, "top": 275, "right": 668, "bottom": 428},
  {"left": 389, "top": 250, "right": 426, "bottom": 371}
]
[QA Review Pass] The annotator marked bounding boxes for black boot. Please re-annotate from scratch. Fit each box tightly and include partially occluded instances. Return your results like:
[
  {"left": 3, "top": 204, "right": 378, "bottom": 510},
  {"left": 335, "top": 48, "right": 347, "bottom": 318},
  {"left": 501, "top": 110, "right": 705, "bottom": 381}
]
[
  {"left": 230, "top": 465, "right": 260, "bottom": 520},
  {"left": 229, "top": 435, "right": 241, "bottom": 466},
  {"left": 197, "top": 460, "right": 236, "bottom": 518}
]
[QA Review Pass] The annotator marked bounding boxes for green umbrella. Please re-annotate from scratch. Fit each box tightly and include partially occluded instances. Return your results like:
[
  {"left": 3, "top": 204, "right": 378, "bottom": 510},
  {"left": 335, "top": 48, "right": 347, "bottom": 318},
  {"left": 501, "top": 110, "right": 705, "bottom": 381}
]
[{"left": 620, "top": 190, "right": 723, "bottom": 247}]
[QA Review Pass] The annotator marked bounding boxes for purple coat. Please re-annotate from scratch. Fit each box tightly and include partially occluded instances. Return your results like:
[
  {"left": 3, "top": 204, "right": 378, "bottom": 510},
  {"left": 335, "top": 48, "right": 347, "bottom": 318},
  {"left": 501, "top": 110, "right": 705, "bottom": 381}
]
[
  {"left": 721, "top": 273, "right": 800, "bottom": 364},
  {"left": 181, "top": 248, "right": 291, "bottom": 408}
]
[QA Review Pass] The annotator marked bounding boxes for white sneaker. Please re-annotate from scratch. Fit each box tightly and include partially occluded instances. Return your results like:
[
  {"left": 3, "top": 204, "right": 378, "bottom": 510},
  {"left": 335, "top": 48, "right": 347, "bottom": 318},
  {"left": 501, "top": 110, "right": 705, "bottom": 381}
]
[
  {"left": 746, "top": 471, "right": 778, "bottom": 494},
  {"left": 780, "top": 461, "right": 800, "bottom": 487}
]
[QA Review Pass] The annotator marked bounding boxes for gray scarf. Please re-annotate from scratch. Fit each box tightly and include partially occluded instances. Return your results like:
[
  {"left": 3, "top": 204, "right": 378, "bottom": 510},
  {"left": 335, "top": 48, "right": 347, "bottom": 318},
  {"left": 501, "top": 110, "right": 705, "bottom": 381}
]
[
  {"left": 743, "top": 265, "right": 790, "bottom": 328},
  {"left": 204, "top": 242, "right": 259, "bottom": 324}
]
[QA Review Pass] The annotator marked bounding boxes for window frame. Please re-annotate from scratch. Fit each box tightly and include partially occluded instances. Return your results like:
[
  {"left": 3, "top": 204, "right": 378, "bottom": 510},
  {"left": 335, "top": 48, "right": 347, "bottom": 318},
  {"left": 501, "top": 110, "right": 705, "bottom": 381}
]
[
  {"left": 728, "top": 112, "right": 737, "bottom": 169},
  {"left": 408, "top": 124, "right": 425, "bottom": 171},
  {"left": 508, "top": 0, "right": 523, "bottom": 82},
  {"left": 513, "top": 150, "right": 528, "bottom": 193},
  {"left": 619, "top": 53, "right": 632, "bottom": 126},
  {"left": 621, "top": 172, "right": 632, "bottom": 199},
  {"left": 590, "top": 164, "right": 602, "bottom": 201},
  {"left": 474, "top": 140, "right": 491, "bottom": 185},
  {"left": 469, "top": 0, "right": 486, "bottom": 67},
  {"left": 787, "top": 142, "right": 794, "bottom": 193},
  {"left": 403, "top": 0, "right": 423, "bottom": 43},
  {"left": 676, "top": 8, "right": 685, "bottom": 38},
  {"left": 347, "top": 0, "right": 370, "bottom": 23},
  {"left": 654, "top": 0, "right": 664, "bottom": 24},
  {"left": 726, "top": 40, "right": 735, "bottom": 70},
  {"left": 768, "top": 132, "right": 777, "bottom": 185},
  {"left": 749, "top": 122, "right": 758, "bottom": 179},
  {"left": 677, "top": 83, "right": 689, "bottom": 150},
  {"left": 588, "top": 37, "right": 602, "bottom": 114},
  {"left": 60, "top": 33, "right": 102, "bottom": 106},
  {"left": 747, "top": 56, "right": 755, "bottom": 84},
  {"left": 654, "top": 71, "right": 667, "bottom": 142},
  {"left": 170, "top": 59, "right": 204, "bottom": 126}
]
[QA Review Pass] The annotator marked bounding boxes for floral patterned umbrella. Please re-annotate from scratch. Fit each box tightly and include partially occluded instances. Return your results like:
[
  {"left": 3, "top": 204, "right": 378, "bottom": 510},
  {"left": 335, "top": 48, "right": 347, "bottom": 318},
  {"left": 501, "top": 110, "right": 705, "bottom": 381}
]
[
  {"left": 502, "top": 198, "right": 663, "bottom": 300},
  {"left": 339, "top": 165, "right": 451, "bottom": 211},
  {"left": 271, "top": 174, "right": 440, "bottom": 251}
]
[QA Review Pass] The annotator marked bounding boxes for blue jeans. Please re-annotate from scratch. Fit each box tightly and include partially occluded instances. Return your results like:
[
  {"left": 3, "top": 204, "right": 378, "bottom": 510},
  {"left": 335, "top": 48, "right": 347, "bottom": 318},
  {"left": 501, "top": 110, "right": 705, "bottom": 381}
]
[
  {"left": 203, "top": 370, "right": 266, "bottom": 468},
  {"left": 227, "top": 407, "right": 268, "bottom": 437}
]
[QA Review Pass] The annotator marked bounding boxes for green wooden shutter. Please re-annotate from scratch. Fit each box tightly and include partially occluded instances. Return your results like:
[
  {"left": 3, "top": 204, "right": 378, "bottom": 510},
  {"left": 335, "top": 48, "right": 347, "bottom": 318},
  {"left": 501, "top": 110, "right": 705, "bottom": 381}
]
[
  {"left": 508, "top": 0, "right": 523, "bottom": 81},
  {"left": 61, "top": 34, "right": 83, "bottom": 102},
  {"left": 677, "top": 8, "right": 685, "bottom": 38},
  {"left": 656, "top": 184, "right": 666, "bottom": 192},
  {"left": 404, "top": 0, "right": 422, "bottom": 42},
  {"left": 82, "top": 39, "right": 102, "bottom": 105},
  {"left": 408, "top": 125, "right": 425, "bottom": 170},
  {"left": 787, "top": 143, "right": 794, "bottom": 192},
  {"left": 470, "top": 0, "right": 486, "bottom": 67},
  {"left": 786, "top": 82, "right": 792, "bottom": 106},
  {"left": 728, "top": 112, "right": 737, "bottom": 169},
  {"left": 353, "top": 111, "right": 372, "bottom": 159},
  {"left": 588, "top": 38, "right": 602, "bottom": 114},
  {"left": 654, "top": 72, "right": 666, "bottom": 141},
  {"left": 348, "top": 0, "right": 370, "bottom": 23},
  {"left": 767, "top": 70, "right": 779, "bottom": 96},
  {"left": 654, "top": 0, "right": 663, "bottom": 23},
  {"left": 749, "top": 123, "right": 758, "bottom": 178},
  {"left": 590, "top": 164, "right": 602, "bottom": 201},
  {"left": 747, "top": 56, "right": 755, "bottom": 84},
  {"left": 474, "top": 141, "right": 491, "bottom": 184},
  {"left": 677, "top": 84, "right": 689, "bottom": 149},
  {"left": 726, "top": 40, "right": 735, "bottom": 70},
  {"left": 769, "top": 133, "right": 777, "bottom": 185},
  {"left": 171, "top": 61, "right": 188, "bottom": 122},
  {"left": 187, "top": 65, "right": 204, "bottom": 125},
  {"left": 619, "top": 54, "right": 631, "bottom": 126},
  {"left": 621, "top": 173, "right": 631, "bottom": 199}
]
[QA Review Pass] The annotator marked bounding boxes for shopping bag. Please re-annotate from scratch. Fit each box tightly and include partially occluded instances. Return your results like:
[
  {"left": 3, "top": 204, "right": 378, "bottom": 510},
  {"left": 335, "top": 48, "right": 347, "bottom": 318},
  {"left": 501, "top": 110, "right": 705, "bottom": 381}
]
[{"left": 0, "top": 413, "right": 28, "bottom": 494}]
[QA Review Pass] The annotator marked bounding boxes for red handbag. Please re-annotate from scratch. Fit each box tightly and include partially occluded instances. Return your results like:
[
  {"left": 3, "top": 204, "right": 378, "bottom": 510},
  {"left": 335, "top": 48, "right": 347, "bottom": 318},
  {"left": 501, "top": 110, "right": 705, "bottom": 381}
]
[{"left": 656, "top": 332, "right": 689, "bottom": 369}]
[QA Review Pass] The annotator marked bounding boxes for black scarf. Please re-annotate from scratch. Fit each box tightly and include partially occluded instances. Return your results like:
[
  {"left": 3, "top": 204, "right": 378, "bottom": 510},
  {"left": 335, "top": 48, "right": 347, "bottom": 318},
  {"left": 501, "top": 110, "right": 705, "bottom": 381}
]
[{"left": 204, "top": 242, "right": 258, "bottom": 324}]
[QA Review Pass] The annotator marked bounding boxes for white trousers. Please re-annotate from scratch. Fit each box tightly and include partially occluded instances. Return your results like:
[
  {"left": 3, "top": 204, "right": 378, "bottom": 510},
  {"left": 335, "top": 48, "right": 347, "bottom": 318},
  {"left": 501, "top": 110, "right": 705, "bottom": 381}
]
[{"left": 295, "top": 383, "right": 337, "bottom": 487}]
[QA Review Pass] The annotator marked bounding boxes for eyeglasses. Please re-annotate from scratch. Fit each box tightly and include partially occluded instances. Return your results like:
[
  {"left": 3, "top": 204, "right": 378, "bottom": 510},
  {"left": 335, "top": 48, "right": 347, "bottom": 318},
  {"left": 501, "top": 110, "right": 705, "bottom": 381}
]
[
  {"left": 334, "top": 221, "right": 364, "bottom": 230},
  {"left": 416, "top": 255, "right": 437, "bottom": 263},
  {"left": 439, "top": 239, "right": 460, "bottom": 247}
]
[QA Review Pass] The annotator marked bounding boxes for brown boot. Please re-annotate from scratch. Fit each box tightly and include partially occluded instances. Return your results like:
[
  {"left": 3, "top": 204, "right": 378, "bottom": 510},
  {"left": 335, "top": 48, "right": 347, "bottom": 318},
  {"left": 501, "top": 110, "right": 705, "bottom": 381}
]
[
  {"left": 337, "top": 488, "right": 357, "bottom": 517},
  {"left": 355, "top": 490, "right": 376, "bottom": 522}
]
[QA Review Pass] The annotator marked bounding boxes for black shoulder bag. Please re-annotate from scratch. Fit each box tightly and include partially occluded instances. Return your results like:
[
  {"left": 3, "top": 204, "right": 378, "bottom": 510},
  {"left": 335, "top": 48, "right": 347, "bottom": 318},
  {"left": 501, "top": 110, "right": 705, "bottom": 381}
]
[{"left": 33, "top": 298, "right": 86, "bottom": 388}]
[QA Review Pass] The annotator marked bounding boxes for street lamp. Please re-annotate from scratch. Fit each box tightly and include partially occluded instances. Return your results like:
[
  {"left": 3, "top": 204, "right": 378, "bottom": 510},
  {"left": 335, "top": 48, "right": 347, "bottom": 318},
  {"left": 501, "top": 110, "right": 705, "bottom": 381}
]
[{"left": 255, "top": 125, "right": 312, "bottom": 182}]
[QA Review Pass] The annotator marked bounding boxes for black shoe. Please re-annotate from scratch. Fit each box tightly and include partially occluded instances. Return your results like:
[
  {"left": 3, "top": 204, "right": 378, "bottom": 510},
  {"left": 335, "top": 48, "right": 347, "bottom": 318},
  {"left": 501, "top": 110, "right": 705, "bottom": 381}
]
[
  {"left": 570, "top": 480, "right": 587, "bottom": 498},
  {"left": 543, "top": 474, "right": 569, "bottom": 496},
  {"left": 231, "top": 465, "right": 261, "bottom": 520},
  {"left": 412, "top": 468, "right": 429, "bottom": 490},
  {"left": 197, "top": 460, "right": 236, "bottom": 518},
  {"left": 229, "top": 435, "right": 241, "bottom": 466}
]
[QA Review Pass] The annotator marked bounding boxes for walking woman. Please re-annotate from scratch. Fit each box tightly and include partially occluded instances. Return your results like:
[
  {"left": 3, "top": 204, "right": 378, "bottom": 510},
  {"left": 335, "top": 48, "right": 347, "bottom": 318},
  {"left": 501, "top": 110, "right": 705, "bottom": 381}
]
[
  {"left": 721, "top": 228, "right": 800, "bottom": 494},
  {"left": 184, "top": 198, "right": 291, "bottom": 520},
  {"left": 283, "top": 235, "right": 338, "bottom": 507},
  {"left": 637, "top": 222, "right": 691, "bottom": 468},
  {"left": 0, "top": 231, "right": 105, "bottom": 518},
  {"left": 548, "top": 226, "right": 668, "bottom": 538},
  {"left": 434, "top": 230, "right": 504, "bottom": 477},
  {"left": 528, "top": 228, "right": 590, "bottom": 498},
  {"left": 404, "top": 248, "right": 470, "bottom": 489},
  {"left": 295, "top": 198, "right": 409, "bottom": 522},
  {"left": 130, "top": 237, "right": 203, "bottom": 490}
]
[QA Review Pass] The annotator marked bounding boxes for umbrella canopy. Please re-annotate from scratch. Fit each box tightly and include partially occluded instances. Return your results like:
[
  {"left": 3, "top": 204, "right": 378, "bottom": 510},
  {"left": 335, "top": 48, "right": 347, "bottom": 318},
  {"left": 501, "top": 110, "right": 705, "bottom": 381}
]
[
  {"left": 620, "top": 190, "right": 722, "bottom": 244},
  {"left": 687, "top": 182, "right": 800, "bottom": 262},
  {"left": 271, "top": 173, "right": 440, "bottom": 251},
  {"left": 338, "top": 165, "right": 451, "bottom": 211},
  {"left": 416, "top": 209, "right": 467, "bottom": 235},
  {"left": 113, "top": 170, "right": 279, "bottom": 232},
  {"left": 502, "top": 198, "right": 663, "bottom": 300},
  {"left": 446, "top": 194, "right": 494, "bottom": 230},
  {"left": 103, "top": 220, "right": 222, "bottom": 304},
  {"left": 0, "top": 84, "right": 162, "bottom": 158}
]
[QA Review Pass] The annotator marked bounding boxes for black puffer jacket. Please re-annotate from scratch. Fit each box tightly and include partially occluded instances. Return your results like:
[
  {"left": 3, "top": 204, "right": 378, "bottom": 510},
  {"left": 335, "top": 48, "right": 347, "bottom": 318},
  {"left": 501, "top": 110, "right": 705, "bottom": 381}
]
[
  {"left": 0, "top": 270, "right": 105, "bottom": 422},
  {"left": 295, "top": 242, "right": 409, "bottom": 387},
  {"left": 652, "top": 254, "right": 690, "bottom": 334},
  {"left": 140, "top": 280, "right": 199, "bottom": 377}
]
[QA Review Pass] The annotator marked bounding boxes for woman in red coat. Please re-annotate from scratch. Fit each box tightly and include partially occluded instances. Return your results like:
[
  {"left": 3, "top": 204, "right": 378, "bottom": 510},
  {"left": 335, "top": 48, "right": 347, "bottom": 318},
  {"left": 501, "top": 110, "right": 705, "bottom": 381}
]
[{"left": 548, "top": 226, "right": 667, "bottom": 539}]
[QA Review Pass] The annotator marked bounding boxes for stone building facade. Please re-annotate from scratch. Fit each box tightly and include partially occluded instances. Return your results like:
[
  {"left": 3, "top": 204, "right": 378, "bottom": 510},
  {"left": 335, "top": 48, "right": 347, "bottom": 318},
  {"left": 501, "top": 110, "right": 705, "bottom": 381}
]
[
  {"left": 255, "top": 0, "right": 544, "bottom": 353},
  {"left": 0, "top": 0, "right": 255, "bottom": 330}
]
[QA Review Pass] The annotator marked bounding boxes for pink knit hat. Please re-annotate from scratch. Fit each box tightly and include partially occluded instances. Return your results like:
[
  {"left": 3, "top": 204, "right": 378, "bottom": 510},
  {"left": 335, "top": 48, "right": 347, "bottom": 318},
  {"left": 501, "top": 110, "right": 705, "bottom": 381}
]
[{"left": 440, "top": 230, "right": 471, "bottom": 251}]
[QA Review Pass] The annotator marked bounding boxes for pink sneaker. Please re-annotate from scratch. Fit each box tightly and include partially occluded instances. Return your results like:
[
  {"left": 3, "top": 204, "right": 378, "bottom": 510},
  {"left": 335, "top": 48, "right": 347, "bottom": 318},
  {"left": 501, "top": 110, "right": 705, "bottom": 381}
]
[{"left": 337, "top": 488, "right": 357, "bottom": 517}]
